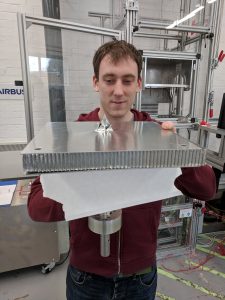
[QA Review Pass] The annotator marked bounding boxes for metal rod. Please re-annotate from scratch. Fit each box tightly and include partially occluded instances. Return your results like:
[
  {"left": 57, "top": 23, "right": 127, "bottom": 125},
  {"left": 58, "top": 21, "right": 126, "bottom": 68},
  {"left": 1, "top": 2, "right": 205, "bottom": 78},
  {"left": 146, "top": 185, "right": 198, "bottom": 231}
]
[
  {"left": 88, "top": 12, "right": 111, "bottom": 18},
  {"left": 127, "top": 10, "right": 132, "bottom": 43},
  {"left": 25, "top": 14, "right": 122, "bottom": 38},
  {"left": 184, "top": 35, "right": 202, "bottom": 45},
  {"left": 134, "top": 32, "right": 181, "bottom": 40},
  {"left": 142, "top": 50, "right": 197, "bottom": 60},
  {"left": 144, "top": 57, "right": 147, "bottom": 88},
  {"left": 212, "top": 0, "right": 224, "bottom": 63},
  {"left": 110, "top": 0, "right": 114, "bottom": 28},
  {"left": 100, "top": 213, "right": 110, "bottom": 257},
  {"left": 17, "top": 13, "right": 34, "bottom": 142},
  {"left": 169, "top": 35, "right": 202, "bottom": 51},
  {"left": 88, "top": 11, "right": 112, "bottom": 44},
  {"left": 190, "top": 35, "right": 203, "bottom": 117},
  {"left": 202, "top": 0, "right": 224, "bottom": 121},
  {"left": 100, "top": 233, "right": 110, "bottom": 257},
  {"left": 135, "top": 90, "right": 141, "bottom": 111},
  {"left": 202, "top": 37, "right": 213, "bottom": 121},
  {"left": 189, "top": 59, "right": 199, "bottom": 117},
  {"left": 138, "top": 21, "right": 210, "bottom": 34}
]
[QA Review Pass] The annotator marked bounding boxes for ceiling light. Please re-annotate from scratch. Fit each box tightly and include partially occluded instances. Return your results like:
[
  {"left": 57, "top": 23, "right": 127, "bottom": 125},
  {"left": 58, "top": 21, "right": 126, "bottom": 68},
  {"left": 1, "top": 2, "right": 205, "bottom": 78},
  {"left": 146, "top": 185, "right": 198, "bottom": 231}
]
[
  {"left": 166, "top": 6, "right": 204, "bottom": 29},
  {"left": 207, "top": 0, "right": 216, "bottom": 3}
]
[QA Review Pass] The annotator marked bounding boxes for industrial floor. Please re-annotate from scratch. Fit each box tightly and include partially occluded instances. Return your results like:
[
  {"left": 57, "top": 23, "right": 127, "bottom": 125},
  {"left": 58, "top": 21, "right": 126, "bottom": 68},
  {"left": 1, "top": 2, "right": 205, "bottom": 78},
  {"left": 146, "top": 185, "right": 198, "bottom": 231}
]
[{"left": 0, "top": 232, "right": 225, "bottom": 300}]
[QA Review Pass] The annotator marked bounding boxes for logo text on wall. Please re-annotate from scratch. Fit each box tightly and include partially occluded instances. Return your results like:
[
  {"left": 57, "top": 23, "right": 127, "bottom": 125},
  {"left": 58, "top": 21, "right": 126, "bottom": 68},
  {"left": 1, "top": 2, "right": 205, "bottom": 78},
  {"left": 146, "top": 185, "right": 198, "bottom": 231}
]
[
  {"left": 0, "top": 88, "right": 23, "bottom": 95},
  {"left": 0, "top": 86, "right": 24, "bottom": 100}
]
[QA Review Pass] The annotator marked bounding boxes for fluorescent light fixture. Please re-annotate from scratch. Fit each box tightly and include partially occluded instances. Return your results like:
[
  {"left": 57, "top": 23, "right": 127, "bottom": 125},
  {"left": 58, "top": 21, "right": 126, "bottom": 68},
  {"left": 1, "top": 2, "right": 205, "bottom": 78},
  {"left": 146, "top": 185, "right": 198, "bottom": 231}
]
[
  {"left": 207, "top": 0, "right": 216, "bottom": 3},
  {"left": 166, "top": 6, "right": 204, "bottom": 29}
]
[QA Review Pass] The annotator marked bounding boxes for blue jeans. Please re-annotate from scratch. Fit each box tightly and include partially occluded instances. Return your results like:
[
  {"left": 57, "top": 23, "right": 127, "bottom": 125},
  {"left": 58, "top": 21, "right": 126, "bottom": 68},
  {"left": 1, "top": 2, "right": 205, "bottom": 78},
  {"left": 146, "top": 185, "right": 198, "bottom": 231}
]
[{"left": 66, "top": 264, "right": 157, "bottom": 300}]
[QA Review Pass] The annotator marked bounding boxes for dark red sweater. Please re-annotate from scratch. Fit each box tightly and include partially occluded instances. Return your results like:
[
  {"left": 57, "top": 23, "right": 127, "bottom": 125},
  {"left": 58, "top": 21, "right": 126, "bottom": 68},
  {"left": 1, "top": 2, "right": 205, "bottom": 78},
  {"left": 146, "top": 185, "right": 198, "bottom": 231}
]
[{"left": 28, "top": 108, "right": 216, "bottom": 276}]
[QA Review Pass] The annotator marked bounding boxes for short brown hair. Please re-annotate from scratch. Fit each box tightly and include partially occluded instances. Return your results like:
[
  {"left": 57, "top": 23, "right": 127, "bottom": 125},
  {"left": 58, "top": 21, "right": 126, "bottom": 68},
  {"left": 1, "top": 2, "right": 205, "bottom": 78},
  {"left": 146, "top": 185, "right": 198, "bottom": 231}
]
[{"left": 93, "top": 40, "right": 142, "bottom": 79}]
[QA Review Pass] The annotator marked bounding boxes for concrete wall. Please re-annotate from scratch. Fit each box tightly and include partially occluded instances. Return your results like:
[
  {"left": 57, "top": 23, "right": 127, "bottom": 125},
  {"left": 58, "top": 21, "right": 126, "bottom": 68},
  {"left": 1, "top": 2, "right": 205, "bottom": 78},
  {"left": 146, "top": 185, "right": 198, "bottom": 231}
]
[{"left": 0, "top": 0, "right": 225, "bottom": 143}]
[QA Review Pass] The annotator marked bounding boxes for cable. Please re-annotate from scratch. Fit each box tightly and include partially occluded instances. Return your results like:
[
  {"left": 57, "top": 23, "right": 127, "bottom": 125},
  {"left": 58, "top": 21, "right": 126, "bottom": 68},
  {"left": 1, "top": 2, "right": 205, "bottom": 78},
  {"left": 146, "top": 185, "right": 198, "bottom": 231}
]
[
  {"left": 160, "top": 250, "right": 214, "bottom": 272},
  {"left": 204, "top": 207, "right": 225, "bottom": 222},
  {"left": 206, "top": 202, "right": 225, "bottom": 214},
  {"left": 197, "top": 234, "right": 215, "bottom": 248}
]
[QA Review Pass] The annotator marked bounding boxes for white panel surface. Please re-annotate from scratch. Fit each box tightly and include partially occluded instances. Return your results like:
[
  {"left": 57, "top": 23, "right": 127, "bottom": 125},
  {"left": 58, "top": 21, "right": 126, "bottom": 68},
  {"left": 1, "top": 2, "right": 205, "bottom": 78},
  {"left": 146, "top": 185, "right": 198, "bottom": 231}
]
[{"left": 41, "top": 168, "right": 182, "bottom": 220}]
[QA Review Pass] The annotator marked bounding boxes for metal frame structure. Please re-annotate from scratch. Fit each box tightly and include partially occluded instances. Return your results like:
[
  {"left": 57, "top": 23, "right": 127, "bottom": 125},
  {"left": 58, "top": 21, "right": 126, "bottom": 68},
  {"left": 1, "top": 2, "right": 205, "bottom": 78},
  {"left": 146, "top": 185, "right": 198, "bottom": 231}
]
[
  {"left": 134, "top": 0, "right": 224, "bottom": 121},
  {"left": 18, "top": 0, "right": 225, "bottom": 141},
  {"left": 17, "top": 13, "right": 123, "bottom": 142},
  {"left": 157, "top": 196, "right": 197, "bottom": 259},
  {"left": 14, "top": 0, "right": 224, "bottom": 263},
  {"left": 139, "top": 50, "right": 198, "bottom": 115},
  {"left": 198, "top": 125, "right": 225, "bottom": 171}
]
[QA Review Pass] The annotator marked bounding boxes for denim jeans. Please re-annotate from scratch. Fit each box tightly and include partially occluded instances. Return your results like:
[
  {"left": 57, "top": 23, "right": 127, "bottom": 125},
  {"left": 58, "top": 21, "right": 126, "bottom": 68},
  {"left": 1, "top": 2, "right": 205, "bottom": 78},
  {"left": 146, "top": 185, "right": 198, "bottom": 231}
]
[{"left": 66, "top": 264, "right": 157, "bottom": 300}]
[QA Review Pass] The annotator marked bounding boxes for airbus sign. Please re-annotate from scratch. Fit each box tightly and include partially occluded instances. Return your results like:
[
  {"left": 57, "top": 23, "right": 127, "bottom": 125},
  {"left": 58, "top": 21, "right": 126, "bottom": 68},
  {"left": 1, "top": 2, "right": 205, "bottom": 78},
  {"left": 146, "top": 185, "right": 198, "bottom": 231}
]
[{"left": 0, "top": 85, "right": 24, "bottom": 99}]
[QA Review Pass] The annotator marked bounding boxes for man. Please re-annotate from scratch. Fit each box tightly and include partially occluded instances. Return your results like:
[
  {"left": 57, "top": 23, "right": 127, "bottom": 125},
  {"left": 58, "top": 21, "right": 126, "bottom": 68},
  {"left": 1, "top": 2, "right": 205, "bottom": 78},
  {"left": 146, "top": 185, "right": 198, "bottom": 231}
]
[{"left": 28, "top": 40, "right": 216, "bottom": 300}]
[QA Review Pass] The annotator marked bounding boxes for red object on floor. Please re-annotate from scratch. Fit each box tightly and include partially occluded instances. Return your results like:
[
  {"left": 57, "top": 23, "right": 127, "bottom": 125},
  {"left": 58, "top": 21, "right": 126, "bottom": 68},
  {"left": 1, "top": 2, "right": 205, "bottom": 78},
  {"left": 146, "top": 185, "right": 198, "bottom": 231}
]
[{"left": 200, "top": 120, "right": 209, "bottom": 126}]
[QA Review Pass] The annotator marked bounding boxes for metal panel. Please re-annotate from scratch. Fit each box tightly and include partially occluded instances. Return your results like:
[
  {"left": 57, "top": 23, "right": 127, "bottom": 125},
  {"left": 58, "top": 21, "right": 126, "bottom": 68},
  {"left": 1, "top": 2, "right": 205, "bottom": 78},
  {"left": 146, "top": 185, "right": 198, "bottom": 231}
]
[
  {"left": 22, "top": 121, "right": 206, "bottom": 173},
  {"left": 0, "top": 179, "right": 69, "bottom": 273},
  {"left": 0, "top": 205, "right": 60, "bottom": 273}
]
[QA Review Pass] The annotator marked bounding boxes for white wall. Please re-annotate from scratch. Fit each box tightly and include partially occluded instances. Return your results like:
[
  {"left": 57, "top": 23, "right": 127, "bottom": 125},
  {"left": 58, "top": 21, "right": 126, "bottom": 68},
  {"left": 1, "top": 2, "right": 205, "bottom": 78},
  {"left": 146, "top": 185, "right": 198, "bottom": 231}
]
[
  {"left": 0, "top": 0, "right": 43, "bottom": 143},
  {"left": 59, "top": 0, "right": 110, "bottom": 121},
  {"left": 0, "top": 0, "right": 225, "bottom": 144}
]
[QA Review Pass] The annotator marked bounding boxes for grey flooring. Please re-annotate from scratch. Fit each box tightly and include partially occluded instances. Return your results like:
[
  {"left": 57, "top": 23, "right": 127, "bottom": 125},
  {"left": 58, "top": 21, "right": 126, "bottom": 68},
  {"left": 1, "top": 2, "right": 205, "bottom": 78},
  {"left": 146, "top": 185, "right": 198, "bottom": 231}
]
[{"left": 0, "top": 232, "right": 225, "bottom": 300}]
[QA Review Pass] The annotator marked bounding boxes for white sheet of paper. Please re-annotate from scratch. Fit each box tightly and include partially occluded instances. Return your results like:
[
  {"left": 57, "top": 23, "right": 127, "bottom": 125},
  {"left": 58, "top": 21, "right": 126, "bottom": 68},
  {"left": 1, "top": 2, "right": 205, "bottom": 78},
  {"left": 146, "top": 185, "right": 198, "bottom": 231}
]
[
  {"left": 41, "top": 168, "right": 182, "bottom": 221},
  {"left": 0, "top": 184, "right": 16, "bottom": 206}
]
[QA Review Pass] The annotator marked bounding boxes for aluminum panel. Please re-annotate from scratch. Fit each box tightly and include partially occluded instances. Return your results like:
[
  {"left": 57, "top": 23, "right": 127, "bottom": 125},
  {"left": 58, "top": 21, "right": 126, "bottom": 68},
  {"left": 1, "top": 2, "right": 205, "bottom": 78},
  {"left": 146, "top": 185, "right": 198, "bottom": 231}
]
[{"left": 22, "top": 121, "right": 206, "bottom": 173}]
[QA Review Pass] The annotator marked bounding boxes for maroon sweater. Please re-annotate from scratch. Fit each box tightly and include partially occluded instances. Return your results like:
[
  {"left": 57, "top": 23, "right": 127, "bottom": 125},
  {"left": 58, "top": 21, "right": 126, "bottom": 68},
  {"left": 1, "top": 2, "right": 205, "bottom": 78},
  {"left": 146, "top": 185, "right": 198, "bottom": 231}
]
[{"left": 28, "top": 108, "right": 216, "bottom": 276}]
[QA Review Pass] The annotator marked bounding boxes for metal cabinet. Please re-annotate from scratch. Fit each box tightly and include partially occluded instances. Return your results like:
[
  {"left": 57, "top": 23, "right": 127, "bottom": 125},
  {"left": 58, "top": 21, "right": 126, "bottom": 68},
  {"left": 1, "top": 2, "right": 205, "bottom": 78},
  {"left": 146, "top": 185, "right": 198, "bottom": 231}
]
[{"left": 0, "top": 149, "right": 69, "bottom": 273}]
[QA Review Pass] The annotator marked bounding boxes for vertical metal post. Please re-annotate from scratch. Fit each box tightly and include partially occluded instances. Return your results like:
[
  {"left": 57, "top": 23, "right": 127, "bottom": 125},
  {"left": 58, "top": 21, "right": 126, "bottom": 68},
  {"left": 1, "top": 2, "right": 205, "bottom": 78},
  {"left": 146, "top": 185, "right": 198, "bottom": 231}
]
[
  {"left": 189, "top": 200, "right": 199, "bottom": 251},
  {"left": 17, "top": 13, "right": 34, "bottom": 142},
  {"left": 42, "top": 0, "right": 66, "bottom": 122},
  {"left": 189, "top": 58, "right": 199, "bottom": 117},
  {"left": 125, "top": 0, "right": 139, "bottom": 44},
  {"left": 202, "top": 37, "right": 213, "bottom": 121},
  {"left": 110, "top": 0, "right": 114, "bottom": 29},
  {"left": 202, "top": 0, "right": 224, "bottom": 121}
]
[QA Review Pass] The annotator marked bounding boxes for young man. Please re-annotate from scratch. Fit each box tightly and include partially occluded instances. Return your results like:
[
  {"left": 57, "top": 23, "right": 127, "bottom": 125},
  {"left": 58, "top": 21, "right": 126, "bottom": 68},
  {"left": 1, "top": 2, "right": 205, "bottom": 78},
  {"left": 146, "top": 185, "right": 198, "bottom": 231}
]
[{"left": 28, "top": 40, "right": 216, "bottom": 300}]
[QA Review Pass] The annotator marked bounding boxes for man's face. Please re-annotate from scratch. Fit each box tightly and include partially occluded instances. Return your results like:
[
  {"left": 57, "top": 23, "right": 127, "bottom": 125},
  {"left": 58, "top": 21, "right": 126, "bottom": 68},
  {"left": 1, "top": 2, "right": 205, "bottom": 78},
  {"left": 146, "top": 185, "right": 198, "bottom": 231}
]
[{"left": 93, "top": 55, "right": 142, "bottom": 122}]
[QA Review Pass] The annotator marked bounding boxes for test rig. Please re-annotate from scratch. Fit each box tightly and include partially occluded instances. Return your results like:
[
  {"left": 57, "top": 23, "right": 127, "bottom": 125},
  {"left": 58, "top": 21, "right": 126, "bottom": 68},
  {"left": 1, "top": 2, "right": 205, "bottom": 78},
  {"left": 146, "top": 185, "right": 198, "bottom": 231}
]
[{"left": 1, "top": 0, "right": 225, "bottom": 273}]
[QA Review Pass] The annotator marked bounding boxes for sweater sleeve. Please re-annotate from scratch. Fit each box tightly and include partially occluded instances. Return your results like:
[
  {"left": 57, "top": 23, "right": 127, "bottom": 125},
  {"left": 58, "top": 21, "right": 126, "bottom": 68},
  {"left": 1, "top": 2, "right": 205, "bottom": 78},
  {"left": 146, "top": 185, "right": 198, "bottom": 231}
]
[
  {"left": 174, "top": 165, "right": 216, "bottom": 201},
  {"left": 28, "top": 177, "right": 65, "bottom": 222}
]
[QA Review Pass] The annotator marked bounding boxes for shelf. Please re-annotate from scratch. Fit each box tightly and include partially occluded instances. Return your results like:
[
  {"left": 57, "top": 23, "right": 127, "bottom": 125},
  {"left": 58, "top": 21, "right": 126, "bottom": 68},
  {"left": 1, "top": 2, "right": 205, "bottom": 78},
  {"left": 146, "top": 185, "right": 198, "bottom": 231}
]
[
  {"left": 159, "top": 221, "right": 183, "bottom": 230},
  {"left": 144, "top": 84, "right": 190, "bottom": 88}
]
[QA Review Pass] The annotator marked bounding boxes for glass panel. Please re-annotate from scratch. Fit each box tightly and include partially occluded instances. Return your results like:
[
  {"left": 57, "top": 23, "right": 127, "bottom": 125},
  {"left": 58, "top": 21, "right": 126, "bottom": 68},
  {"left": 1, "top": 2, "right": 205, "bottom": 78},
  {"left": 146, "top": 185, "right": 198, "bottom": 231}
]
[
  {"left": 26, "top": 23, "right": 113, "bottom": 135},
  {"left": 145, "top": 58, "right": 192, "bottom": 87},
  {"left": 111, "top": 0, "right": 124, "bottom": 29}
]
